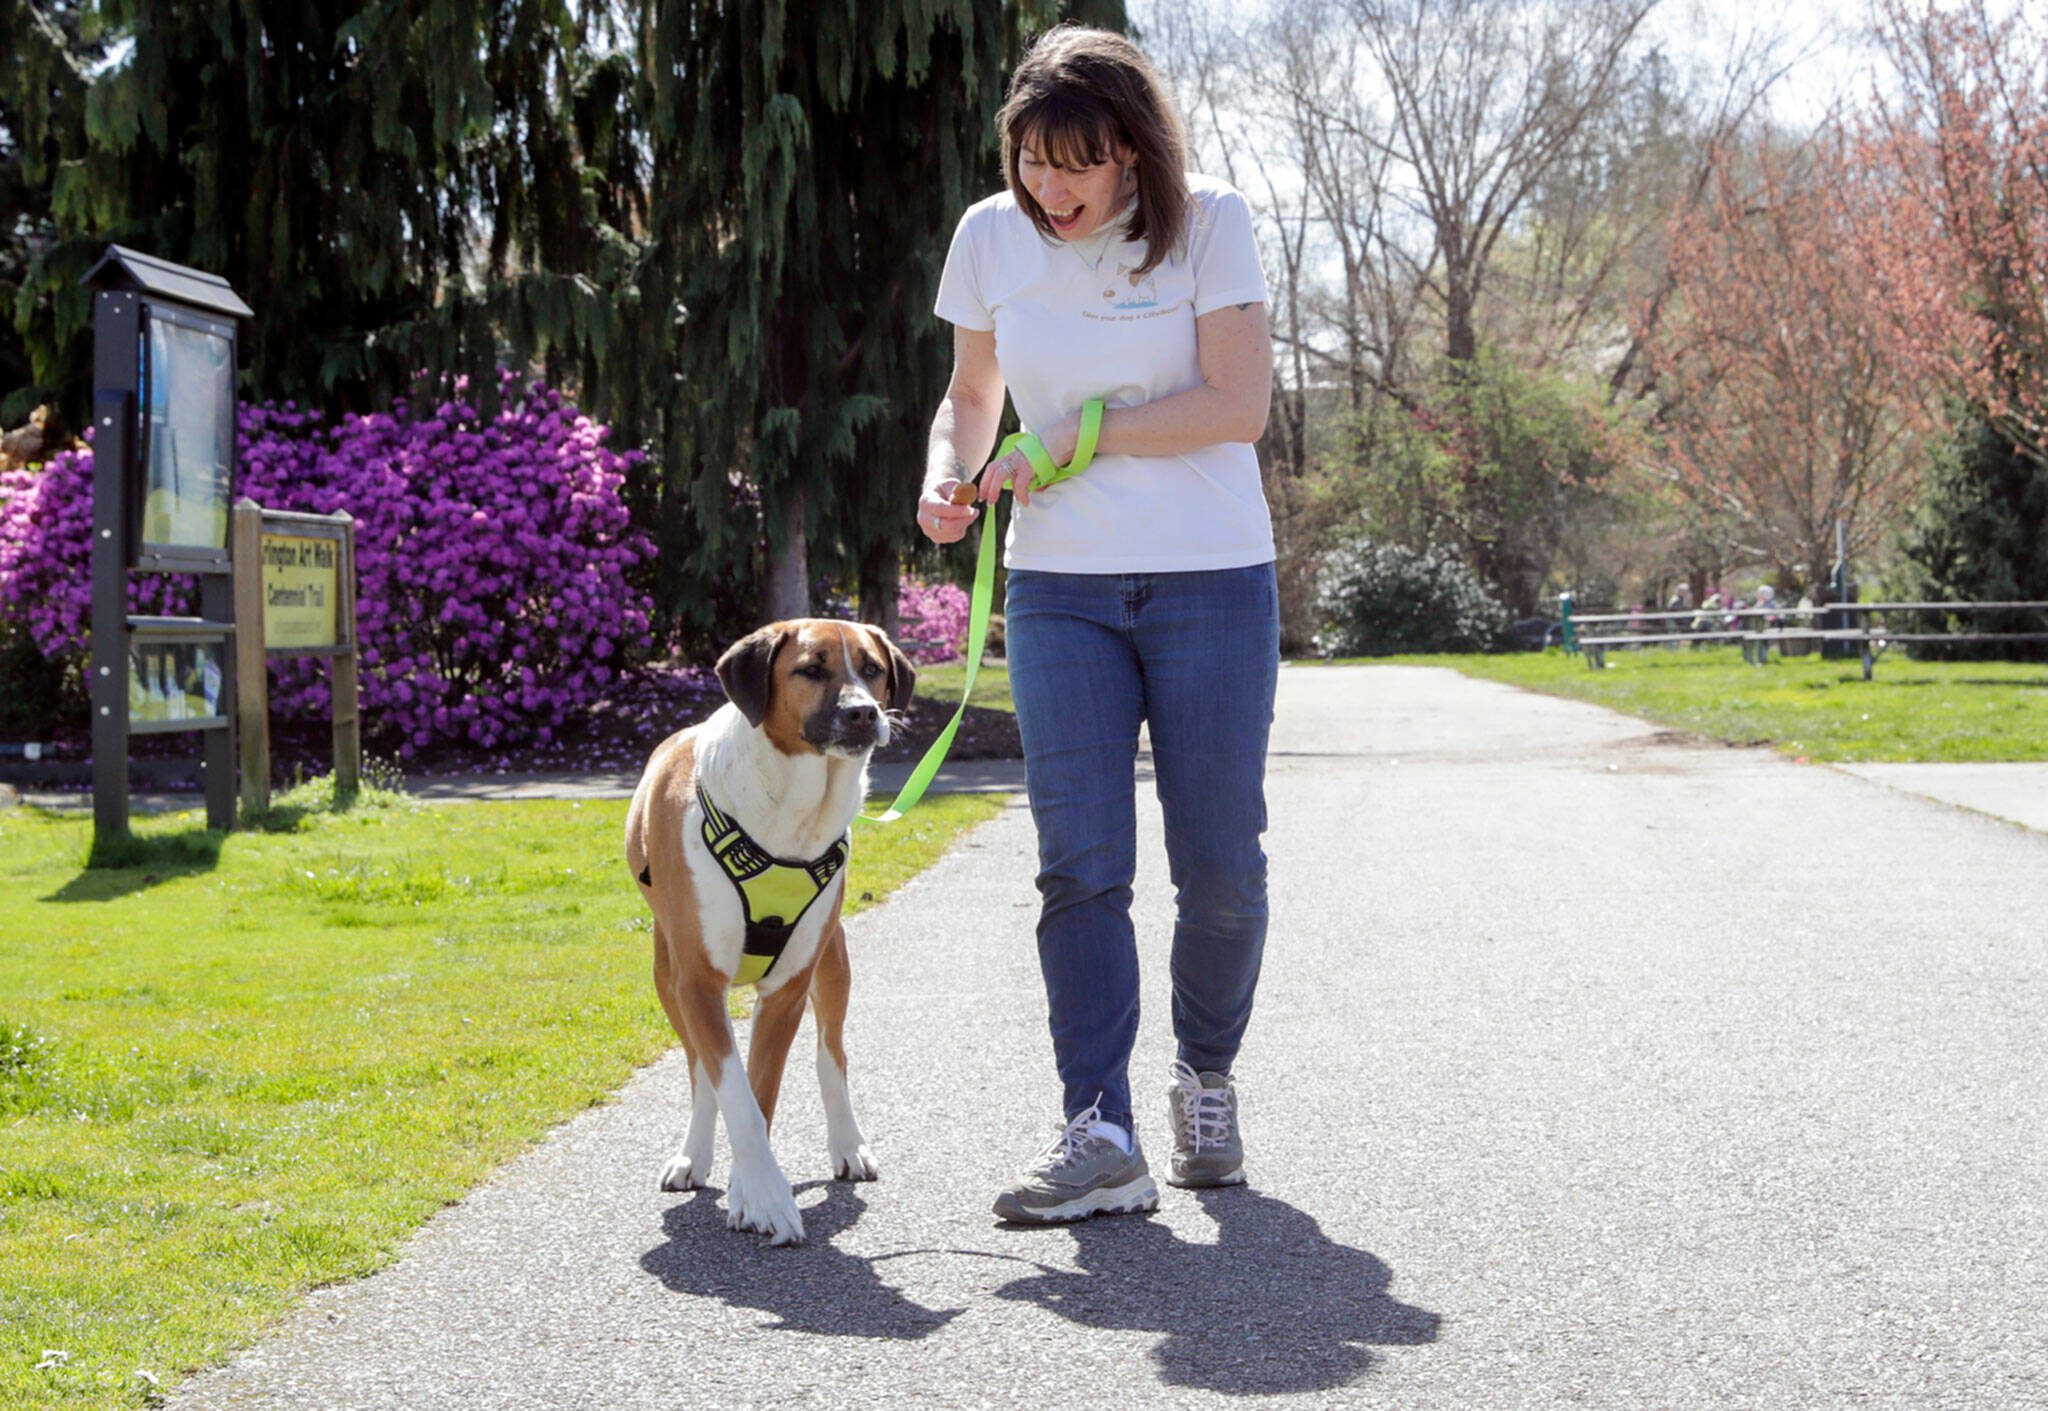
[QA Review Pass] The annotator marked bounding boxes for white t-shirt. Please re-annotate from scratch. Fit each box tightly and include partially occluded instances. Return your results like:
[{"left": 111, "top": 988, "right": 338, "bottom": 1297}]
[{"left": 933, "top": 173, "right": 1273, "bottom": 573}]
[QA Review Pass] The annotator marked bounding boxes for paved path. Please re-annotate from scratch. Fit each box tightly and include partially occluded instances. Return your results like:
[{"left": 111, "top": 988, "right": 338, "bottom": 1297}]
[
  {"left": 1836, "top": 761, "right": 2048, "bottom": 836},
  {"left": 170, "top": 666, "right": 2046, "bottom": 1409}
]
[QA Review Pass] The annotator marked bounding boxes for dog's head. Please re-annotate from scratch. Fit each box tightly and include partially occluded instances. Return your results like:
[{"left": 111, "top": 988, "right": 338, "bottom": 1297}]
[{"left": 715, "top": 619, "right": 917, "bottom": 758}]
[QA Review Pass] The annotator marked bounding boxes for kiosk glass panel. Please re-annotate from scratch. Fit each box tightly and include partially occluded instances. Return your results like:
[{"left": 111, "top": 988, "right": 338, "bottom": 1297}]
[
  {"left": 127, "top": 639, "right": 226, "bottom": 724},
  {"left": 140, "top": 314, "right": 235, "bottom": 552}
]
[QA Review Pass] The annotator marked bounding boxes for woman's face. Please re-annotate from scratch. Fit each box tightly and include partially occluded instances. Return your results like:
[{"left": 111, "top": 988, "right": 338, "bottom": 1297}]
[{"left": 1017, "top": 135, "right": 1134, "bottom": 241}]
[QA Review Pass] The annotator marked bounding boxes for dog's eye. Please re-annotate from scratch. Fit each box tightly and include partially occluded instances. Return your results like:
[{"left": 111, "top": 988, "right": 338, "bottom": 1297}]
[
  {"left": 795, "top": 663, "right": 829, "bottom": 680},
  {"left": 860, "top": 661, "right": 883, "bottom": 680}
]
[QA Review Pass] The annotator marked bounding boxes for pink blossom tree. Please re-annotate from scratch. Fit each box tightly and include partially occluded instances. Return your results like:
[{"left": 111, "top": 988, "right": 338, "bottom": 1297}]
[
  {"left": 1644, "top": 128, "right": 1931, "bottom": 589},
  {"left": 1850, "top": 0, "right": 2048, "bottom": 467}
]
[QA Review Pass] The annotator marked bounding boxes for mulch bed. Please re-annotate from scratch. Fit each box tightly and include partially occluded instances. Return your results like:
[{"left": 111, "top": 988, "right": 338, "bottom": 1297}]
[{"left": 870, "top": 691, "right": 1021, "bottom": 765}]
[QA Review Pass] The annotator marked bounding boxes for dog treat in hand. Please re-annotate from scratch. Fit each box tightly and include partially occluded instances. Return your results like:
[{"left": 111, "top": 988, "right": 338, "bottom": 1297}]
[{"left": 948, "top": 482, "right": 977, "bottom": 507}]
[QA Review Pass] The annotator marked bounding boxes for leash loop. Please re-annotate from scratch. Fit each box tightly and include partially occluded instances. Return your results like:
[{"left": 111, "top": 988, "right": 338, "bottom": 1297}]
[{"left": 866, "top": 399, "right": 1104, "bottom": 823}]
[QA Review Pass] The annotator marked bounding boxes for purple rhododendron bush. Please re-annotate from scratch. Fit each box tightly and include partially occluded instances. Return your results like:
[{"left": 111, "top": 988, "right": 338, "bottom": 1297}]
[
  {"left": 0, "top": 433, "right": 192, "bottom": 658},
  {"left": 1, "top": 373, "right": 1026, "bottom": 782},
  {"left": 0, "top": 373, "right": 680, "bottom": 769},
  {"left": 238, "top": 373, "right": 657, "bottom": 758}
]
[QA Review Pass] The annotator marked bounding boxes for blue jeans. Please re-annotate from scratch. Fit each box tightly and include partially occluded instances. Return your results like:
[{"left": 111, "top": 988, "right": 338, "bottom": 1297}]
[{"left": 1004, "top": 563, "right": 1280, "bottom": 1132}]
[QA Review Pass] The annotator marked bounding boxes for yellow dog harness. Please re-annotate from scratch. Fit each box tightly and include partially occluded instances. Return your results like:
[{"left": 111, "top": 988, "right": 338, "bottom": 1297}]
[{"left": 695, "top": 784, "right": 848, "bottom": 987}]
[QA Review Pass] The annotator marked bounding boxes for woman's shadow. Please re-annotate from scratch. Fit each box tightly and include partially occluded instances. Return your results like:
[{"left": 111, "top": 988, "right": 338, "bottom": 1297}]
[
  {"left": 994, "top": 1186, "right": 1440, "bottom": 1394},
  {"left": 639, "top": 1182, "right": 962, "bottom": 1339}
]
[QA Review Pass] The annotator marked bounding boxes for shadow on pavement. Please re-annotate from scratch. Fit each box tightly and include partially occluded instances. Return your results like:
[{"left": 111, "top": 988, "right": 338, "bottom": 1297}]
[
  {"left": 994, "top": 1186, "right": 1440, "bottom": 1394},
  {"left": 639, "top": 1182, "right": 963, "bottom": 1339}
]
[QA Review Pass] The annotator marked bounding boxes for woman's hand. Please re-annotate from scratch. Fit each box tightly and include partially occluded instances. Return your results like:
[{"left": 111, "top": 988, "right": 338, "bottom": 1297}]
[
  {"left": 977, "top": 442, "right": 1035, "bottom": 508},
  {"left": 916, "top": 479, "right": 979, "bottom": 544},
  {"left": 976, "top": 410, "right": 1082, "bottom": 508}
]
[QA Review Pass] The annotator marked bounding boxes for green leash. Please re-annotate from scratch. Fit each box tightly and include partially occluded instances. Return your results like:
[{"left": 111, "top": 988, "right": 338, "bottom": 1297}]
[{"left": 867, "top": 400, "right": 1104, "bottom": 823}]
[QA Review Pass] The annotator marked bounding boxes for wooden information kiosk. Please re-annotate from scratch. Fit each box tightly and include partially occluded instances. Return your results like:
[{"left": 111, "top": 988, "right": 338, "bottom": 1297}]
[{"left": 82, "top": 246, "right": 252, "bottom": 841}]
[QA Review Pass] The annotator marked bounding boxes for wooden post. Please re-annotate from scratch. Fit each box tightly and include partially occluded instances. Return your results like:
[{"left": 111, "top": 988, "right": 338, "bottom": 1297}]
[
  {"left": 232, "top": 499, "right": 269, "bottom": 816},
  {"left": 332, "top": 513, "right": 360, "bottom": 798}
]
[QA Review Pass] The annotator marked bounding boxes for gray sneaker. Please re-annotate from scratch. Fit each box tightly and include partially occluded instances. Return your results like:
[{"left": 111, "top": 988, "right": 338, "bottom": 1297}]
[
  {"left": 1167, "top": 1060, "right": 1246, "bottom": 1188},
  {"left": 992, "top": 1104, "right": 1161, "bottom": 1224}
]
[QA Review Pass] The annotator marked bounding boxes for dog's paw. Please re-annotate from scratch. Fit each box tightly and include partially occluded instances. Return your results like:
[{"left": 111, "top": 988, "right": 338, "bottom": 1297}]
[
  {"left": 724, "top": 1160, "right": 805, "bottom": 1245},
  {"left": 658, "top": 1152, "right": 707, "bottom": 1192},
  {"left": 831, "top": 1140, "right": 879, "bottom": 1182}
]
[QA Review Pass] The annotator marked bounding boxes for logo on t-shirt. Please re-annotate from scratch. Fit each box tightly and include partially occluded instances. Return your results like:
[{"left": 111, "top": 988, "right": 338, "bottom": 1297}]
[
  {"left": 1085, "top": 263, "right": 1177, "bottom": 323},
  {"left": 1109, "top": 264, "right": 1160, "bottom": 310}
]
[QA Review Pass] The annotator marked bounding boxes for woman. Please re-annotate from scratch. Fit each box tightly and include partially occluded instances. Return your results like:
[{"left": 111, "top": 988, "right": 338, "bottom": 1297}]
[{"left": 915, "top": 25, "right": 1278, "bottom": 1223}]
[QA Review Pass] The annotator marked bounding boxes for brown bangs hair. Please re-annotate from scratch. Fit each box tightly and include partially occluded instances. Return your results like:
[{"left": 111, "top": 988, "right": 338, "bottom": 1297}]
[{"left": 998, "top": 25, "right": 1191, "bottom": 279}]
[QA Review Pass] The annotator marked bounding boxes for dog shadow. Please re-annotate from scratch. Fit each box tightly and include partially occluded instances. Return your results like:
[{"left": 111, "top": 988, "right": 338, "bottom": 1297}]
[
  {"left": 639, "top": 1181, "right": 963, "bottom": 1339},
  {"left": 993, "top": 1186, "right": 1440, "bottom": 1394}
]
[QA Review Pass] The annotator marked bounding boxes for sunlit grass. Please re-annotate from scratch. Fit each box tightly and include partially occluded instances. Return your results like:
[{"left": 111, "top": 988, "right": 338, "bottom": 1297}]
[
  {"left": 911, "top": 659, "right": 1014, "bottom": 714},
  {"left": 0, "top": 785, "right": 1003, "bottom": 1409},
  {"left": 1348, "top": 646, "right": 2048, "bottom": 762}
]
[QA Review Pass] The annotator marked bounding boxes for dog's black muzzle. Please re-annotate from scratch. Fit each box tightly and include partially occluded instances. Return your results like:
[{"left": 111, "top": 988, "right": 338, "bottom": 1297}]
[{"left": 805, "top": 699, "right": 883, "bottom": 753}]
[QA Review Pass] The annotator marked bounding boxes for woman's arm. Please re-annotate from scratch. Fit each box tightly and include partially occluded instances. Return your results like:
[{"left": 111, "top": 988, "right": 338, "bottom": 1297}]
[
  {"left": 917, "top": 326, "right": 1007, "bottom": 543},
  {"left": 975, "top": 300, "right": 1273, "bottom": 503}
]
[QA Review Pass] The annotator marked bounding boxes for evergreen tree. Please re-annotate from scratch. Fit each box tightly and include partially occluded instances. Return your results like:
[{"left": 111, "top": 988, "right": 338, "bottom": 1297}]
[
  {"left": 3, "top": 0, "right": 1131, "bottom": 659},
  {"left": 0, "top": 0, "right": 99, "bottom": 429},
  {"left": 1901, "top": 407, "right": 2048, "bottom": 660},
  {"left": 0, "top": 0, "right": 632, "bottom": 425},
  {"left": 636, "top": 0, "right": 1123, "bottom": 639}
]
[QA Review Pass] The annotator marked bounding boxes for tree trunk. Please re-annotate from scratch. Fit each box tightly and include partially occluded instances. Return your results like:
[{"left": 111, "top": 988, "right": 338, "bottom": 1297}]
[
  {"left": 763, "top": 490, "right": 809, "bottom": 621},
  {"left": 860, "top": 549, "right": 901, "bottom": 640},
  {"left": 1445, "top": 261, "right": 1479, "bottom": 369}
]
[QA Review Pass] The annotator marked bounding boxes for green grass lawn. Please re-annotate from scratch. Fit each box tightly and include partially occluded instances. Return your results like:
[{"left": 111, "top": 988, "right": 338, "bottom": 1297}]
[
  {"left": 0, "top": 785, "right": 1003, "bottom": 1410},
  {"left": 911, "top": 659, "right": 1014, "bottom": 714},
  {"left": 1364, "top": 645, "right": 2048, "bottom": 762}
]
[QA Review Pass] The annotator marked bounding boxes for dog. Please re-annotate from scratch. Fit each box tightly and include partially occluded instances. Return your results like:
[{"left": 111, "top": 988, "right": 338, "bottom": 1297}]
[{"left": 625, "top": 619, "right": 916, "bottom": 1244}]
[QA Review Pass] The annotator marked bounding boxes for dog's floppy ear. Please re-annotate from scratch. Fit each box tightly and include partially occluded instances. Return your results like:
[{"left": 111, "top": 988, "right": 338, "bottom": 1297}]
[
  {"left": 869, "top": 625, "right": 917, "bottom": 715},
  {"left": 716, "top": 624, "right": 788, "bottom": 728}
]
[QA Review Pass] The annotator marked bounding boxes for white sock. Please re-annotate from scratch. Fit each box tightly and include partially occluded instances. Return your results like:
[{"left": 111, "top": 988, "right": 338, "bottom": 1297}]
[{"left": 1090, "top": 1119, "right": 1132, "bottom": 1154}]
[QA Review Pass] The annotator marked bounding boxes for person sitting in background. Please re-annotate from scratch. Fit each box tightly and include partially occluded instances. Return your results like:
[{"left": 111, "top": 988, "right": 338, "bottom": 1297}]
[
  {"left": 1691, "top": 591, "right": 1722, "bottom": 635},
  {"left": 1755, "top": 583, "right": 1780, "bottom": 629}
]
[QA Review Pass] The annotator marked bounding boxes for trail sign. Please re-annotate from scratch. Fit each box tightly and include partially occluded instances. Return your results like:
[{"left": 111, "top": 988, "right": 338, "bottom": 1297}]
[{"left": 232, "top": 502, "right": 360, "bottom": 813}]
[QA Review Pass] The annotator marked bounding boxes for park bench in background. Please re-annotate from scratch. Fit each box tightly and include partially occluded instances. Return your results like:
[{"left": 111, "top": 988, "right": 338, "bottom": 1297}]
[
  {"left": 1751, "top": 601, "right": 2048, "bottom": 679},
  {"left": 1571, "top": 601, "right": 2048, "bottom": 678},
  {"left": 1569, "top": 606, "right": 1801, "bottom": 669}
]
